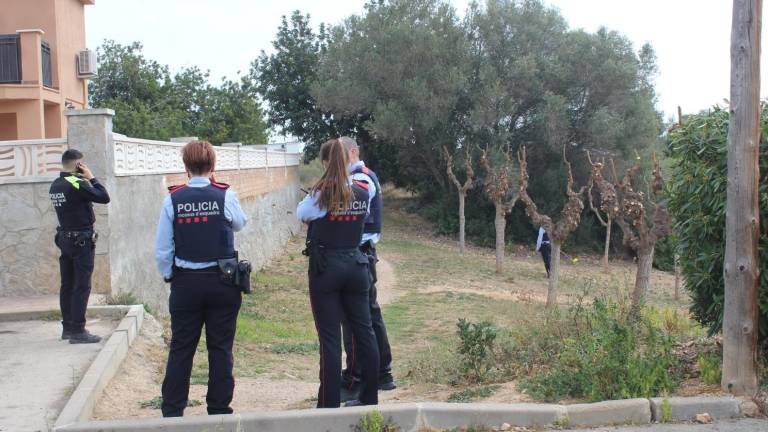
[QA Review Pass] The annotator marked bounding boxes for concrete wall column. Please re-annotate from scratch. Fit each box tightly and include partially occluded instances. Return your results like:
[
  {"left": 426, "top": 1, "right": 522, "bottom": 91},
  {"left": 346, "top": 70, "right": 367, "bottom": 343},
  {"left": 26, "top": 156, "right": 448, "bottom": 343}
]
[{"left": 64, "top": 108, "right": 115, "bottom": 295}]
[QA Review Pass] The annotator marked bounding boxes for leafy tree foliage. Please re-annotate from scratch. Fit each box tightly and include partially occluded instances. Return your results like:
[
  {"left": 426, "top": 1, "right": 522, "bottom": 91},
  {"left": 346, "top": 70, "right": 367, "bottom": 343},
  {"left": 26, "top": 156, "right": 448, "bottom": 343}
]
[
  {"left": 313, "top": 0, "right": 468, "bottom": 190},
  {"left": 89, "top": 40, "right": 267, "bottom": 144},
  {"left": 256, "top": 0, "right": 663, "bottom": 250},
  {"left": 252, "top": 11, "right": 358, "bottom": 162},
  {"left": 667, "top": 105, "right": 768, "bottom": 342}
]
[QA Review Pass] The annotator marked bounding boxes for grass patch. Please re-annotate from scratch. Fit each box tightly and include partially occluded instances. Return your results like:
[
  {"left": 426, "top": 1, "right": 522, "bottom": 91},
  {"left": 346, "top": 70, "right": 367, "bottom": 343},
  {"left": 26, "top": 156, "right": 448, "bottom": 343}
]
[
  {"left": 42, "top": 310, "right": 62, "bottom": 321},
  {"left": 355, "top": 410, "right": 398, "bottom": 432},
  {"left": 270, "top": 342, "right": 319, "bottom": 355},
  {"left": 105, "top": 291, "right": 139, "bottom": 305},
  {"left": 698, "top": 353, "right": 722, "bottom": 385},
  {"left": 139, "top": 396, "right": 201, "bottom": 409},
  {"left": 446, "top": 385, "right": 500, "bottom": 403}
]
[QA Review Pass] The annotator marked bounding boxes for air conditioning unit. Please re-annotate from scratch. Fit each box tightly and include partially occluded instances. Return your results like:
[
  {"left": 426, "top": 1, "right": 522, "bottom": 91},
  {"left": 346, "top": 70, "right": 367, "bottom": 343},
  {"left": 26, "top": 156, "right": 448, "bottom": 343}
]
[{"left": 77, "top": 49, "right": 97, "bottom": 78}]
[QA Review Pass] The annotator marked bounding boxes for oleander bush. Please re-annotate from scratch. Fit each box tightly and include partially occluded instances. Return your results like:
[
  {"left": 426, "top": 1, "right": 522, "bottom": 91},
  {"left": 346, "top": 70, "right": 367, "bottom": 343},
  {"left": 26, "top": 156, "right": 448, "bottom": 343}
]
[{"left": 666, "top": 105, "right": 768, "bottom": 343}]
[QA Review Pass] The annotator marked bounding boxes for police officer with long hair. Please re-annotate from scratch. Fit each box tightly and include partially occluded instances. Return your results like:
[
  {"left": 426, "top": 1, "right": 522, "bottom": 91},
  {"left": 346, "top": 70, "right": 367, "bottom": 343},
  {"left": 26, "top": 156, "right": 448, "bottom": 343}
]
[
  {"left": 297, "top": 138, "right": 379, "bottom": 408},
  {"left": 155, "top": 140, "right": 248, "bottom": 417}
]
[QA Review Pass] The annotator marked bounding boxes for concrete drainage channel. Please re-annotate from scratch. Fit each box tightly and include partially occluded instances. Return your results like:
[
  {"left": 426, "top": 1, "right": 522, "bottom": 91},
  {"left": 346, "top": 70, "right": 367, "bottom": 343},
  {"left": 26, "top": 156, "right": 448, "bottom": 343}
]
[
  {"left": 45, "top": 307, "right": 749, "bottom": 432},
  {"left": 53, "top": 395, "right": 746, "bottom": 432}
]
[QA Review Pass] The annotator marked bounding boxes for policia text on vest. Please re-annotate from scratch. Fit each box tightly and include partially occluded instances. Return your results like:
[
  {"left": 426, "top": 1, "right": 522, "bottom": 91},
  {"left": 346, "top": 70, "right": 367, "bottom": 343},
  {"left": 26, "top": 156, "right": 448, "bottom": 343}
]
[{"left": 49, "top": 150, "right": 110, "bottom": 344}]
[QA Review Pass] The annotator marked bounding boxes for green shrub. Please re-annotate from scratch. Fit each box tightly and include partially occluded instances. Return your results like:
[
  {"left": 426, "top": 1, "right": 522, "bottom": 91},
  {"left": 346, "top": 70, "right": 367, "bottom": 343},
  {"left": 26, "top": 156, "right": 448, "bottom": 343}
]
[
  {"left": 661, "top": 398, "right": 673, "bottom": 422},
  {"left": 698, "top": 353, "right": 722, "bottom": 385},
  {"left": 356, "top": 410, "right": 398, "bottom": 432},
  {"left": 653, "top": 234, "right": 677, "bottom": 272},
  {"left": 105, "top": 291, "right": 139, "bottom": 305},
  {"left": 456, "top": 319, "right": 499, "bottom": 383},
  {"left": 667, "top": 105, "right": 768, "bottom": 342},
  {"left": 519, "top": 299, "right": 678, "bottom": 402},
  {"left": 446, "top": 385, "right": 500, "bottom": 403}
]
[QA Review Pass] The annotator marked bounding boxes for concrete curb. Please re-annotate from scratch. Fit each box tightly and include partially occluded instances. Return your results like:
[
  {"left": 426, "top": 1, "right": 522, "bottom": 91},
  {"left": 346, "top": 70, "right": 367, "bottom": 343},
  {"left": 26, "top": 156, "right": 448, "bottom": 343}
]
[
  {"left": 51, "top": 394, "right": 749, "bottom": 432},
  {"left": 53, "top": 305, "right": 145, "bottom": 431},
  {"left": 419, "top": 402, "right": 566, "bottom": 429},
  {"left": 0, "top": 305, "right": 131, "bottom": 322},
  {"left": 566, "top": 398, "right": 651, "bottom": 427},
  {"left": 649, "top": 396, "right": 740, "bottom": 422}
]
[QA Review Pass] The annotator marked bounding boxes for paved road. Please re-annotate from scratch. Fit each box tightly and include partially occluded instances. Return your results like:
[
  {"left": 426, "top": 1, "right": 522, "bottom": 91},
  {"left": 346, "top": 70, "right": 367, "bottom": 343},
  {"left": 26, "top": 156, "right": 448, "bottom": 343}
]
[
  {"left": 0, "top": 318, "right": 116, "bottom": 432},
  {"left": 552, "top": 418, "right": 767, "bottom": 431}
]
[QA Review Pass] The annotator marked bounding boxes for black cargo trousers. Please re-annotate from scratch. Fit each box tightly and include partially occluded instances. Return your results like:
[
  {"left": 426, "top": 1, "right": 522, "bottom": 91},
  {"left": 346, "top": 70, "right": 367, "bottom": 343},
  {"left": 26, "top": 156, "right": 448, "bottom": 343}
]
[
  {"left": 341, "top": 241, "right": 393, "bottom": 386},
  {"left": 161, "top": 270, "right": 242, "bottom": 417},
  {"left": 309, "top": 248, "right": 379, "bottom": 408},
  {"left": 55, "top": 230, "right": 95, "bottom": 333}
]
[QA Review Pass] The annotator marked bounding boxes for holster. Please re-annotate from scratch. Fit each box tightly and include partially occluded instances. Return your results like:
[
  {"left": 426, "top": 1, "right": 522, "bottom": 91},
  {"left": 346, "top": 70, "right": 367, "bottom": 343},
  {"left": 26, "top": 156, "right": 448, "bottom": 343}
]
[
  {"left": 303, "top": 243, "right": 327, "bottom": 276},
  {"left": 217, "top": 251, "right": 252, "bottom": 294}
]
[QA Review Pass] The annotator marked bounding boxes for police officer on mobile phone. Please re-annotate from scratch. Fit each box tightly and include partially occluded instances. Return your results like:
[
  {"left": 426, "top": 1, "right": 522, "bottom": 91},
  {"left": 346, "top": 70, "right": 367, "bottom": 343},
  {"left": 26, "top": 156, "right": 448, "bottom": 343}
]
[
  {"left": 298, "top": 138, "right": 379, "bottom": 408},
  {"left": 338, "top": 137, "right": 396, "bottom": 402},
  {"left": 155, "top": 140, "right": 249, "bottom": 417},
  {"left": 49, "top": 149, "right": 110, "bottom": 344}
]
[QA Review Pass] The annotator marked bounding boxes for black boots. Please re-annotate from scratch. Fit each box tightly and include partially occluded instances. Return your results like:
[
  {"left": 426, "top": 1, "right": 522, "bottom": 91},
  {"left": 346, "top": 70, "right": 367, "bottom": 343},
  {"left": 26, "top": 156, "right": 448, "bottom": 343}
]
[{"left": 68, "top": 330, "right": 102, "bottom": 344}]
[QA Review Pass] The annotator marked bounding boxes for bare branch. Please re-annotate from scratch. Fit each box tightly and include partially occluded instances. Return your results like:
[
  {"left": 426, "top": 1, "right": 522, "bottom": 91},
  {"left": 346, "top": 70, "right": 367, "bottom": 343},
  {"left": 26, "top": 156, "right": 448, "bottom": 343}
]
[
  {"left": 462, "top": 145, "right": 475, "bottom": 193},
  {"left": 443, "top": 145, "right": 463, "bottom": 190}
]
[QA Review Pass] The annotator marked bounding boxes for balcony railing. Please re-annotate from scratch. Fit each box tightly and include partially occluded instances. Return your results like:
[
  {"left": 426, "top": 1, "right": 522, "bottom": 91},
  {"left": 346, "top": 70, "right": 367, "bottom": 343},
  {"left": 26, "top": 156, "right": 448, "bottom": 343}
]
[
  {"left": 0, "top": 35, "right": 54, "bottom": 87},
  {"left": 0, "top": 34, "right": 21, "bottom": 84},
  {"left": 41, "top": 41, "right": 52, "bottom": 88}
]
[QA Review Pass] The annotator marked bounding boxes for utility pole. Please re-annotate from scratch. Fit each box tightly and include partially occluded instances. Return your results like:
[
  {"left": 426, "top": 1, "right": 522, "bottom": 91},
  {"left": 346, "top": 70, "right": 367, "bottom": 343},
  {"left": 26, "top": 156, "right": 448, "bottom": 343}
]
[{"left": 722, "top": 0, "right": 761, "bottom": 396}]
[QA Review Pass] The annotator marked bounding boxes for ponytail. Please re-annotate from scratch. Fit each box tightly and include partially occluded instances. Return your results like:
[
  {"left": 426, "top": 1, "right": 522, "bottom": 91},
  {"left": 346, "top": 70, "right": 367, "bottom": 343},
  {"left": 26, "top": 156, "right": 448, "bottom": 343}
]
[{"left": 312, "top": 139, "right": 352, "bottom": 212}]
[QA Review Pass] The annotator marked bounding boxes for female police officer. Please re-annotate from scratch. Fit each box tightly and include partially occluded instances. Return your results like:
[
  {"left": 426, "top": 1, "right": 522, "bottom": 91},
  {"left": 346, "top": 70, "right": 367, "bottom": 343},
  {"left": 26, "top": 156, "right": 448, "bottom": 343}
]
[
  {"left": 155, "top": 140, "right": 247, "bottom": 417},
  {"left": 297, "top": 138, "right": 379, "bottom": 408}
]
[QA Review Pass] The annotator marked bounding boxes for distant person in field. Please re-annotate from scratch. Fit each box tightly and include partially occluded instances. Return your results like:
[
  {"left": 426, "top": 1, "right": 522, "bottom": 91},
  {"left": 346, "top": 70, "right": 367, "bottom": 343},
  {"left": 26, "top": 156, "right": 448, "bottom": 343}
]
[
  {"left": 155, "top": 140, "right": 248, "bottom": 417},
  {"left": 297, "top": 138, "right": 379, "bottom": 408},
  {"left": 536, "top": 226, "right": 551, "bottom": 278},
  {"left": 339, "top": 136, "right": 396, "bottom": 403},
  {"left": 49, "top": 149, "right": 110, "bottom": 344}
]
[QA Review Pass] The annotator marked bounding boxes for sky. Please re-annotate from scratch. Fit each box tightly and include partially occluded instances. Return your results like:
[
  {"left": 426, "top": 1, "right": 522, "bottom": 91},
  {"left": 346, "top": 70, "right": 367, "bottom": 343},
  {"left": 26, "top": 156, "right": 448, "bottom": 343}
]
[{"left": 85, "top": 0, "right": 764, "bottom": 121}]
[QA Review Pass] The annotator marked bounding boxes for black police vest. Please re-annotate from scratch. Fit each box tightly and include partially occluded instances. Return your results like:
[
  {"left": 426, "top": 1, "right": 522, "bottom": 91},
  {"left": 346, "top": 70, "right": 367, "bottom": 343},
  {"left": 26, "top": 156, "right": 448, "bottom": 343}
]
[
  {"left": 308, "top": 183, "right": 370, "bottom": 249},
  {"left": 170, "top": 183, "right": 234, "bottom": 262},
  {"left": 351, "top": 166, "right": 382, "bottom": 234},
  {"left": 49, "top": 174, "right": 95, "bottom": 230}
]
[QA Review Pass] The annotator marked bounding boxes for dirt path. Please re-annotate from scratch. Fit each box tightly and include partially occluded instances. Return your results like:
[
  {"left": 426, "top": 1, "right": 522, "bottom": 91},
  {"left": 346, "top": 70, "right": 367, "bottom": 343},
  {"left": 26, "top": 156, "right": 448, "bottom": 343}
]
[{"left": 374, "top": 257, "right": 398, "bottom": 305}]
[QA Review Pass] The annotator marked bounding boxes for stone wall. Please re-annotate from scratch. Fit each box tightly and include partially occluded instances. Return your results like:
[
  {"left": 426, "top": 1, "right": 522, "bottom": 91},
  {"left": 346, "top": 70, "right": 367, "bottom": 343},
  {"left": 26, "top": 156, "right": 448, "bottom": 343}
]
[
  {"left": 0, "top": 109, "right": 302, "bottom": 313},
  {"left": 108, "top": 167, "right": 301, "bottom": 314}
]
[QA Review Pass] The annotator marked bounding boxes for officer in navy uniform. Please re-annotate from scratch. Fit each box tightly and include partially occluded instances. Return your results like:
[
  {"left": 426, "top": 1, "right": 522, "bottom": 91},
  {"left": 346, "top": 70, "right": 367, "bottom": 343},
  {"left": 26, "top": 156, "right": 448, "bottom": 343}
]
[
  {"left": 298, "top": 138, "right": 379, "bottom": 408},
  {"left": 338, "top": 137, "right": 396, "bottom": 401},
  {"left": 49, "top": 149, "right": 110, "bottom": 344},
  {"left": 536, "top": 227, "right": 551, "bottom": 278},
  {"left": 155, "top": 140, "right": 247, "bottom": 417}
]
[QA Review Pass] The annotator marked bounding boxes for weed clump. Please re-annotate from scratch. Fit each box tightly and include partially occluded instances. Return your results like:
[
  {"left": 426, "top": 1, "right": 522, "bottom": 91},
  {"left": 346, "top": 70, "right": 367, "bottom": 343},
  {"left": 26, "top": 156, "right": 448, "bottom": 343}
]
[{"left": 518, "top": 298, "right": 678, "bottom": 402}]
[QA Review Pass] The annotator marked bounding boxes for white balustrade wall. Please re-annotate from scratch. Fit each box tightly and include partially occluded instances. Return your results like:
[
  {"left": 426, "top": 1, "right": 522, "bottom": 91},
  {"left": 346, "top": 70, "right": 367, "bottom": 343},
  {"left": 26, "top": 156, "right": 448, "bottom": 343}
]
[
  {"left": 1, "top": 118, "right": 302, "bottom": 308},
  {"left": 0, "top": 138, "right": 69, "bottom": 184},
  {"left": 112, "top": 134, "right": 300, "bottom": 177}
]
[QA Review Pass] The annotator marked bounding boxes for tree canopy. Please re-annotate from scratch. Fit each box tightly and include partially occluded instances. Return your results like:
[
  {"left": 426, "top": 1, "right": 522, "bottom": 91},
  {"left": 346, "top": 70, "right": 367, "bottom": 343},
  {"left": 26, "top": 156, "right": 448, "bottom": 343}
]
[
  {"left": 256, "top": 0, "right": 662, "bottom": 247},
  {"left": 89, "top": 40, "right": 268, "bottom": 144}
]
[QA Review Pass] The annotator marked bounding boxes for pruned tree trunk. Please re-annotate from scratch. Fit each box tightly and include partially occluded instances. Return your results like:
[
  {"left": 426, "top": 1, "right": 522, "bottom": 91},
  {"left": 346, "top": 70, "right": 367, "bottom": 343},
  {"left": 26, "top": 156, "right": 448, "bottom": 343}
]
[
  {"left": 547, "top": 241, "right": 562, "bottom": 307},
  {"left": 517, "top": 146, "right": 585, "bottom": 308},
  {"left": 630, "top": 245, "right": 654, "bottom": 319},
  {"left": 444, "top": 145, "right": 475, "bottom": 254},
  {"left": 494, "top": 202, "right": 506, "bottom": 274},
  {"left": 458, "top": 191, "right": 467, "bottom": 253},
  {"left": 479, "top": 146, "right": 516, "bottom": 273},
  {"left": 722, "top": 0, "right": 761, "bottom": 397},
  {"left": 602, "top": 218, "right": 612, "bottom": 269}
]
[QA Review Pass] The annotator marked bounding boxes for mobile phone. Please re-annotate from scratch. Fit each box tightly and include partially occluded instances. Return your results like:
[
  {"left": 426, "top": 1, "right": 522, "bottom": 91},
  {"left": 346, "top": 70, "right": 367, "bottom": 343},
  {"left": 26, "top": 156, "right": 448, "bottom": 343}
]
[{"left": 76, "top": 162, "right": 84, "bottom": 174}]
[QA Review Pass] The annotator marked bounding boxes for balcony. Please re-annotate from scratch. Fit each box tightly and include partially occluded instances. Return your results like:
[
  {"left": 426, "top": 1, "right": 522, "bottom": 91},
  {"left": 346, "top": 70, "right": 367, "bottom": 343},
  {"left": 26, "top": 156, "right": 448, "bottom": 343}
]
[
  {"left": 0, "top": 33, "right": 54, "bottom": 87},
  {"left": 0, "top": 35, "right": 21, "bottom": 84}
]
